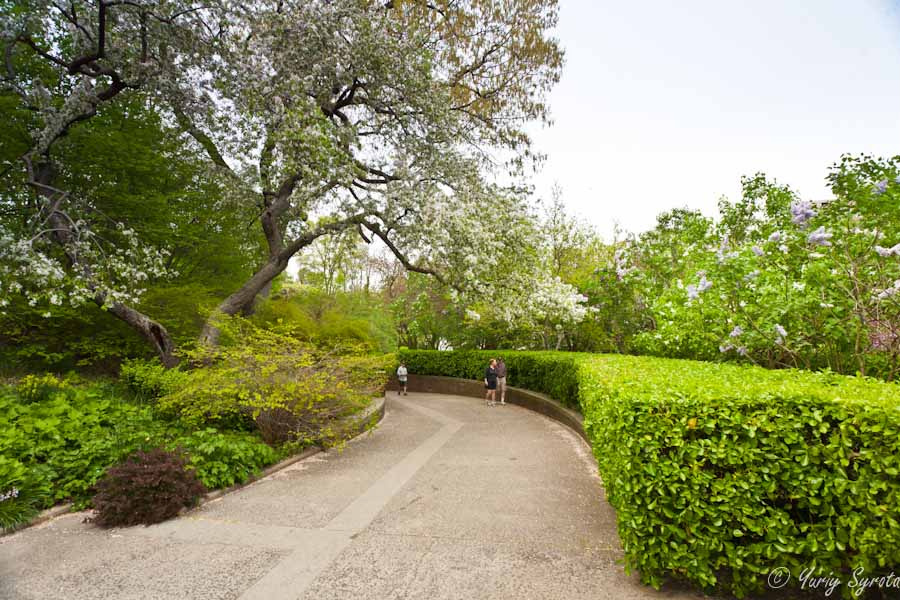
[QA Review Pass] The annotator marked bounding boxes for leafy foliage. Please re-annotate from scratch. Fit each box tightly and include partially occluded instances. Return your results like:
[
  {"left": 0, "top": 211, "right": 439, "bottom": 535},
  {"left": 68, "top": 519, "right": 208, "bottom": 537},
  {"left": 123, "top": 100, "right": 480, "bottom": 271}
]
[
  {"left": 159, "top": 317, "right": 389, "bottom": 446},
  {"left": 0, "top": 456, "right": 51, "bottom": 531},
  {"left": 398, "top": 349, "right": 900, "bottom": 598},
  {"left": 91, "top": 448, "right": 206, "bottom": 528},
  {"left": 598, "top": 157, "right": 900, "bottom": 380},
  {"left": 0, "top": 373, "right": 284, "bottom": 513},
  {"left": 169, "top": 429, "right": 279, "bottom": 490}
]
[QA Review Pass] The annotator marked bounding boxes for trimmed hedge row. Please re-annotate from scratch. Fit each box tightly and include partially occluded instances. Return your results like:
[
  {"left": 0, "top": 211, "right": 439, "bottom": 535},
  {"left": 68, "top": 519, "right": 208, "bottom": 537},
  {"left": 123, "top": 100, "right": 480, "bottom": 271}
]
[
  {"left": 397, "top": 349, "right": 900, "bottom": 598},
  {"left": 396, "top": 349, "right": 582, "bottom": 408}
]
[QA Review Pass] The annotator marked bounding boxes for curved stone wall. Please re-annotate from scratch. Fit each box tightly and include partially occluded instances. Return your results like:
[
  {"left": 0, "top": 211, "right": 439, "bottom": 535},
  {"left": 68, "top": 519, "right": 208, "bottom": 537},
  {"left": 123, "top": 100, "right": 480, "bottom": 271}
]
[{"left": 388, "top": 374, "right": 586, "bottom": 442}]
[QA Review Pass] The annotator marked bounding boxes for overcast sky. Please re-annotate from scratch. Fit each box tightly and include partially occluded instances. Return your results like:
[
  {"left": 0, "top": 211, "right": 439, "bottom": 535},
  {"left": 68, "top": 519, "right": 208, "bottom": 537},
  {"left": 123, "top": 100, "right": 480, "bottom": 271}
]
[{"left": 529, "top": 0, "right": 900, "bottom": 238}]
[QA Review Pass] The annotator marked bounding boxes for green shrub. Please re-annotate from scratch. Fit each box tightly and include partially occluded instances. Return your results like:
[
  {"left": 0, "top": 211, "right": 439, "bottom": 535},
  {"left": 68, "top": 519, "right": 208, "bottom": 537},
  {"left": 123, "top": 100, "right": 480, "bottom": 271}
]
[
  {"left": 91, "top": 448, "right": 206, "bottom": 527},
  {"left": 579, "top": 356, "right": 900, "bottom": 597},
  {"left": 1, "top": 375, "right": 283, "bottom": 510},
  {"left": 170, "top": 428, "right": 279, "bottom": 489},
  {"left": 119, "top": 359, "right": 189, "bottom": 399},
  {"left": 0, "top": 457, "right": 51, "bottom": 531},
  {"left": 160, "top": 318, "right": 389, "bottom": 446},
  {"left": 397, "top": 349, "right": 900, "bottom": 598},
  {"left": 0, "top": 380, "right": 169, "bottom": 507}
]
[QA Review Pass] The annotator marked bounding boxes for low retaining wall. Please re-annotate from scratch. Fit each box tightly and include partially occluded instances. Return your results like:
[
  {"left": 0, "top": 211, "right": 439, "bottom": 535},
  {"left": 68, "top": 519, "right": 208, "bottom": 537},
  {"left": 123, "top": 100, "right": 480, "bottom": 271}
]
[{"left": 387, "top": 374, "right": 586, "bottom": 442}]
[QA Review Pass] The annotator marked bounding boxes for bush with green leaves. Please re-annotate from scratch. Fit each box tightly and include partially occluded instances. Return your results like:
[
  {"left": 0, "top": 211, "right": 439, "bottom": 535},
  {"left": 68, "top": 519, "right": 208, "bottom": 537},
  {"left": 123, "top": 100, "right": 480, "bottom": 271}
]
[
  {"left": 91, "top": 448, "right": 207, "bottom": 527},
  {"left": 0, "top": 375, "right": 170, "bottom": 507},
  {"left": 160, "top": 318, "right": 390, "bottom": 446},
  {"left": 1, "top": 374, "right": 285, "bottom": 514},
  {"left": 398, "top": 349, "right": 900, "bottom": 598},
  {"left": 0, "top": 456, "right": 51, "bottom": 532},
  {"left": 169, "top": 429, "right": 279, "bottom": 489},
  {"left": 119, "top": 358, "right": 190, "bottom": 400}
]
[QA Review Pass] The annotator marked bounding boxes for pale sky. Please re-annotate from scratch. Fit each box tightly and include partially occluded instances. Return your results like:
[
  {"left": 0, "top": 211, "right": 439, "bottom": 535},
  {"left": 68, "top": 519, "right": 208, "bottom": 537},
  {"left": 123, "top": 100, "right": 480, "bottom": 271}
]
[{"left": 529, "top": 0, "right": 900, "bottom": 238}]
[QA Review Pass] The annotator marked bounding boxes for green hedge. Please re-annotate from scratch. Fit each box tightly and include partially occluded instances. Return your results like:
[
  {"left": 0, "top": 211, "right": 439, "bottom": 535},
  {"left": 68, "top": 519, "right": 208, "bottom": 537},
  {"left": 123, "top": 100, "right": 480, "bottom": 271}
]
[
  {"left": 397, "top": 349, "right": 582, "bottom": 408},
  {"left": 397, "top": 349, "right": 900, "bottom": 598}
]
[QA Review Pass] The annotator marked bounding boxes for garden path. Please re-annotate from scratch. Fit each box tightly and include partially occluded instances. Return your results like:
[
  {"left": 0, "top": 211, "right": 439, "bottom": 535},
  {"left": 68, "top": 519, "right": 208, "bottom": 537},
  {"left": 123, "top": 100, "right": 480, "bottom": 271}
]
[{"left": 0, "top": 393, "right": 706, "bottom": 600}]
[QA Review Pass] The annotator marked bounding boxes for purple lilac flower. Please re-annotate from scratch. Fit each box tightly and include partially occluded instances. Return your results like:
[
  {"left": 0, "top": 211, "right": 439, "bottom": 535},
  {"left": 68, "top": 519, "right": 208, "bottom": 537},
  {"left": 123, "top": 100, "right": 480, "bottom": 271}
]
[
  {"left": 790, "top": 200, "right": 816, "bottom": 227},
  {"left": 737, "top": 346, "right": 749, "bottom": 356},
  {"left": 744, "top": 270, "right": 760, "bottom": 281},
  {"left": 875, "top": 245, "right": 895, "bottom": 257},
  {"left": 686, "top": 285, "right": 699, "bottom": 301},
  {"left": 698, "top": 275, "right": 712, "bottom": 292},
  {"left": 895, "top": 175, "right": 900, "bottom": 185},
  {"left": 719, "top": 343, "right": 733, "bottom": 353},
  {"left": 807, "top": 226, "right": 832, "bottom": 247},
  {"left": 751, "top": 245, "right": 764, "bottom": 256},
  {"left": 874, "top": 179, "right": 888, "bottom": 195},
  {"left": 0, "top": 487, "right": 19, "bottom": 502},
  {"left": 768, "top": 231, "right": 782, "bottom": 243},
  {"left": 774, "top": 324, "right": 787, "bottom": 338},
  {"left": 730, "top": 326, "right": 743, "bottom": 338}
]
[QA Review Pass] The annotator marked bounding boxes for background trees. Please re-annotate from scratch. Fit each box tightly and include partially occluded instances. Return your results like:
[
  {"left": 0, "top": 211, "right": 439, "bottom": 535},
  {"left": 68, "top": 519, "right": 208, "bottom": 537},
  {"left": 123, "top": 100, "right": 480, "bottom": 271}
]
[{"left": 2, "top": 0, "right": 590, "bottom": 367}]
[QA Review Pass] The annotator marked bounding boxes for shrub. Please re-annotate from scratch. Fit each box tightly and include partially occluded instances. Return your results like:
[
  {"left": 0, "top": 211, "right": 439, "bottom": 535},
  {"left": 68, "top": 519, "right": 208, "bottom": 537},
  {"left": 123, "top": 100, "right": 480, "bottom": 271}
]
[
  {"left": 91, "top": 448, "right": 206, "bottom": 527},
  {"left": 0, "top": 457, "right": 51, "bottom": 531},
  {"left": 397, "top": 349, "right": 900, "bottom": 598},
  {"left": 170, "top": 429, "right": 279, "bottom": 489},
  {"left": 0, "top": 380, "right": 170, "bottom": 507},
  {"left": 119, "top": 359, "right": 189, "bottom": 399},
  {"left": 160, "top": 318, "right": 389, "bottom": 445}
]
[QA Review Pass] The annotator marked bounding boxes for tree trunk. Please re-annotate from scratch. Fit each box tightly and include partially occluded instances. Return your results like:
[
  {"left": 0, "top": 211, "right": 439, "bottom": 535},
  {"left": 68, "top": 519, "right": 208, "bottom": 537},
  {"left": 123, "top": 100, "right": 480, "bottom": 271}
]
[
  {"left": 200, "top": 212, "right": 369, "bottom": 346},
  {"left": 105, "top": 299, "right": 179, "bottom": 368},
  {"left": 200, "top": 255, "right": 291, "bottom": 345}
]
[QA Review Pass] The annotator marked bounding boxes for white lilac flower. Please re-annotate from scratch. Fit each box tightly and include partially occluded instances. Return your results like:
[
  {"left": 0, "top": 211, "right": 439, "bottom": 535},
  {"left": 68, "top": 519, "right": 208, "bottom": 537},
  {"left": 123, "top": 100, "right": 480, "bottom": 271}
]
[
  {"left": 744, "top": 270, "right": 760, "bottom": 281},
  {"left": 774, "top": 324, "right": 787, "bottom": 338},
  {"left": 751, "top": 245, "right": 764, "bottom": 256},
  {"left": 793, "top": 282, "right": 806, "bottom": 291},
  {"left": 807, "top": 226, "right": 832, "bottom": 247},
  {"left": 874, "top": 179, "right": 888, "bottom": 195},
  {"left": 790, "top": 200, "right": 816, "bottom": 227},
  {"left": 768, "top": 231, "right": 782, "bottom": 243},
  {"left": 0, "top": 487, "right": 19, "bottom": 502},
  {"left": 719, "top": 343, "right": 733, "bottom": 353},
  {"left": 730, "top": 326, "right": 743, "bottom": 338},
  {"left": 876, "top": 246, "right": 894, "bottom": 257},
  {"left": 779, "top": 244, "right": 789, "bottom": 254},
  {"left": 737, "top": 346, "right": 749, "bottom": 356}
]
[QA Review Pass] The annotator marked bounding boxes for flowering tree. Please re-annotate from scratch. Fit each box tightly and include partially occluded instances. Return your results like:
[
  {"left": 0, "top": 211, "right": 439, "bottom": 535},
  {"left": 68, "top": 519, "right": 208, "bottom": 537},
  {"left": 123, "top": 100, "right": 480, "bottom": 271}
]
[
  {"left": 2, "top": 0, "right": 582, "bottom": 365},
  {"left": 610, "top": 156, "right": 900, "bottom": 380},
  {"left": 159, "top": 0, "right": 565, "bottom": 346},
  {"left": 1, "top": 1, "right": 228, "bottom": 366}
]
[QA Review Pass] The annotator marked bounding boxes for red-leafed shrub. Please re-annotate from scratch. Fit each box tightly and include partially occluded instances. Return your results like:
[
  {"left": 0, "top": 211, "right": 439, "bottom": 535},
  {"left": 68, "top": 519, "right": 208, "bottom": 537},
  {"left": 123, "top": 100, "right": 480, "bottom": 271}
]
[{"left": 91, "top": 448, "right": 206, "bottom": 527}]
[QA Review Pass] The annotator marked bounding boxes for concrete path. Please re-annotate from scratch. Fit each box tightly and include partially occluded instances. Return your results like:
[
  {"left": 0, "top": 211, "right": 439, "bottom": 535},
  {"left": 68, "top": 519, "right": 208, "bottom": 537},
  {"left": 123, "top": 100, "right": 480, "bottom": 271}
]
[{"left": 0, "top": 393, "right": 704, "bottom": 600}]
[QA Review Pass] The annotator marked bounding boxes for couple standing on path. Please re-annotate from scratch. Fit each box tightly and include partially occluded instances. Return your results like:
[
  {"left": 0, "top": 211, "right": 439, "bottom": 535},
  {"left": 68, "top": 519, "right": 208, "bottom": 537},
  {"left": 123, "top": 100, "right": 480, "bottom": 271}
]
[{"left": 484, "top": 358, "right": 507, "bottom": 407}]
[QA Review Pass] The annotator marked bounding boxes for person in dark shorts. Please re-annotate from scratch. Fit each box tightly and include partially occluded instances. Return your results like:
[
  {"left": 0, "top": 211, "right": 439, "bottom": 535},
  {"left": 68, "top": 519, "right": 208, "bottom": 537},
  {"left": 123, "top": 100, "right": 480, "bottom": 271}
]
[
  {"left": 495, "top": 357, "right": 507, "bottom": 405},
  {"left": 396, "top": 362, "right": 408, "bottom": 395},
  {"left": 484, "top": 358, "right": 498, "bottom": 406}
]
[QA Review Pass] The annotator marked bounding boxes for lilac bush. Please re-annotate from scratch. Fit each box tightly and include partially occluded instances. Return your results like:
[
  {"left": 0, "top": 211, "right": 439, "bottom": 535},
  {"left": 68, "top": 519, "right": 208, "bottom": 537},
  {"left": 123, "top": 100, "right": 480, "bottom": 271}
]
[{"left": 625, "top": 156, "right": 900, "bottom": 380}]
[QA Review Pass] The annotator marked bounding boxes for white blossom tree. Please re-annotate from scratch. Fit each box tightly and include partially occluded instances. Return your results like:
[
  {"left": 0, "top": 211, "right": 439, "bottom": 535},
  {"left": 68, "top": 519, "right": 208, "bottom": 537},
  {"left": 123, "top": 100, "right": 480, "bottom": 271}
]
[
  {"left": 160, "top": 0, "right": 567, "bottom": 346},
  {"left": 1, "top": 0, "right": 229, "bottom": 366}
]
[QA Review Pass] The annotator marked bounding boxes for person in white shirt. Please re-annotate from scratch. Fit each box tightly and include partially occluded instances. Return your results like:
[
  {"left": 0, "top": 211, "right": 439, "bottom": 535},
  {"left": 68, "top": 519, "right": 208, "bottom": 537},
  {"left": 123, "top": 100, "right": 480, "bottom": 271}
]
[{"left": 396, "top": 363, "right": 408, "bottom": 395}]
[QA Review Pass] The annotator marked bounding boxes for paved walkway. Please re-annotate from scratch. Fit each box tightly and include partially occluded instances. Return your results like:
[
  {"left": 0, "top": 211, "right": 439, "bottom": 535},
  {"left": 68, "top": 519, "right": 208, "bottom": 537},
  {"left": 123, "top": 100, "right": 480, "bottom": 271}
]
[{"left": 0, "top": 393, "right": 703, "bottom": 600}]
